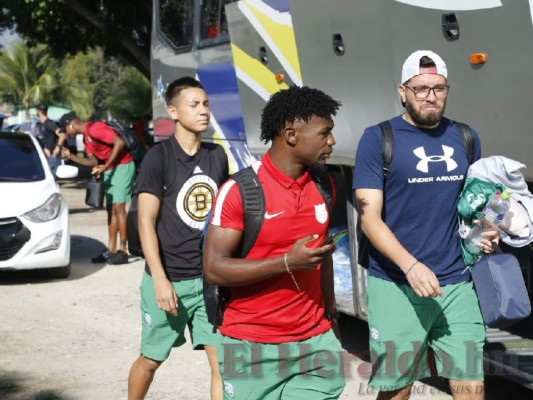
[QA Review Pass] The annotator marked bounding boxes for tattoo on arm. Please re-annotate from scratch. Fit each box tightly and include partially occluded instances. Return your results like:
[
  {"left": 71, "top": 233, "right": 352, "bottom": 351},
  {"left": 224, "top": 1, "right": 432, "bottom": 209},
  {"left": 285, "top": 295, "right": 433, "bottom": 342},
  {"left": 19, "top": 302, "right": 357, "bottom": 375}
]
[{"left": 355, "top": 197, "right": 369, "bottom": 215}]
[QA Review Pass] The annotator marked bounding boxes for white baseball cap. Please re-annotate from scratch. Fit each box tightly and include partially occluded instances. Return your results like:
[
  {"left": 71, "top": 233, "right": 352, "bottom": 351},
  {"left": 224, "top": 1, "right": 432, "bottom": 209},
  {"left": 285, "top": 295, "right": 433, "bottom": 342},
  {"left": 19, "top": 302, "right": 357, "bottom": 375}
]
[{"left": 401, "top": 50, "right": 447, "bottom": 84}]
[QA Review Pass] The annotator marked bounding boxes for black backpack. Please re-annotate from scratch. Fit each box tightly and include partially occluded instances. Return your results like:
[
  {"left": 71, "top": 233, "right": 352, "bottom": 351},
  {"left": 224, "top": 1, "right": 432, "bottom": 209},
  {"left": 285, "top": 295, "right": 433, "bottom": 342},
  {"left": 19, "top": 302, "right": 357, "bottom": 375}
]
[
  {"left": 126, "top": 140, "right": 174, "bottom": 257},
  {"left": 86, "top": 120, "right": 139, "bottom": 153},
  {"left": 106, "top": 120, "right": 139, "bottom": 153},
  {"left": 356, "top": 120, "right": 475, "bottom": 268},
  {"left": 202, "top": 163, "right": 333, "bottom": 331}
]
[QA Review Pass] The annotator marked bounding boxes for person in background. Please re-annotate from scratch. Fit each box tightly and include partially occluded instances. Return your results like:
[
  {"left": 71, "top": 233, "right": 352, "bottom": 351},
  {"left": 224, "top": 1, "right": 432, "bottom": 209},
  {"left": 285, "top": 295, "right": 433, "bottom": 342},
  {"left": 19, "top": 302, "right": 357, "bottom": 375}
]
[
  {"left": 59, "top": 111, "right": 135, "bottom": 265},
  {"left": 203, "top": 86, "right": 346, "bottom": 399},
  {"left": 127, "top": 77, "right": 227, "bottom": 400},
  {"left": 36, "top": 103, "right": 64, "bottom": 176},
  {"left": 132, "top": 115, "right": 151, "bottom": 169},
  {"left": 353, "top": 50, "right": 499, "bottom": 400}
]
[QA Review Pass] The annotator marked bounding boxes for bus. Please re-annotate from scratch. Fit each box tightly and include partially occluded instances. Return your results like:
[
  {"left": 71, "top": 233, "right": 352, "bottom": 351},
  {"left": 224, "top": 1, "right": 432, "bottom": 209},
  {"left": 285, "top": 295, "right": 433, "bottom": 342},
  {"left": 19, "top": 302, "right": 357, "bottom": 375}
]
[{"left": 151, "top": 0, "right": 533, "bottom": 389}]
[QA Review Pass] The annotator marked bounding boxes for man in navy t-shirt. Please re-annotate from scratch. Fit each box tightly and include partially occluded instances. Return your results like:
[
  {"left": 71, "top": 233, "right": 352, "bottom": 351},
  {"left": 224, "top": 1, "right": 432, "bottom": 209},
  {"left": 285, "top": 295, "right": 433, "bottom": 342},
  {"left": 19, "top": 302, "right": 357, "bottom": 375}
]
[
  {"left": 36, "top": 103, "right": 62, "bottom": 175},
  {"left": 353, "top": 50, "right": 499, "bottom": 400}
]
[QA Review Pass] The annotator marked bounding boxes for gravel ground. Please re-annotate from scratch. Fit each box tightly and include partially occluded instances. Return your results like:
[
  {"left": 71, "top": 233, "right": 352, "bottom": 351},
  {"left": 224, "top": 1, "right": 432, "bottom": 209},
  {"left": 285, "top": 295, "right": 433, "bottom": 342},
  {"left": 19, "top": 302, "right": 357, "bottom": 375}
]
[{"left": 0, "top": 181, "right": 214, "bottom": 399}]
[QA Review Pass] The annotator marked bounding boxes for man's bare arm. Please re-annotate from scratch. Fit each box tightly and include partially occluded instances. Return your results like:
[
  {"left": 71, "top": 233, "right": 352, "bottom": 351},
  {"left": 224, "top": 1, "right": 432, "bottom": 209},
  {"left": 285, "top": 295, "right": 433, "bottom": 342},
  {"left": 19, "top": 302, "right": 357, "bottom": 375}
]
[
  {"left": 356, "top": 188, "right": 443, "bottom": 298},
  {"left": 138, "top": 192, "right": 178, "bottom": 316}
]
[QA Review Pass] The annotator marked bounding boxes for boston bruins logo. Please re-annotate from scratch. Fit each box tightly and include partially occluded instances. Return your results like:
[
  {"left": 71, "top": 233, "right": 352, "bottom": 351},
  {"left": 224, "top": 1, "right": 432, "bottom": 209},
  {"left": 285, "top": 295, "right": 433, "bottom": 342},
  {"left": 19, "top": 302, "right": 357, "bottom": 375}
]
[{"left": 176, "top": 175, "right": 217, "bottom": 229}]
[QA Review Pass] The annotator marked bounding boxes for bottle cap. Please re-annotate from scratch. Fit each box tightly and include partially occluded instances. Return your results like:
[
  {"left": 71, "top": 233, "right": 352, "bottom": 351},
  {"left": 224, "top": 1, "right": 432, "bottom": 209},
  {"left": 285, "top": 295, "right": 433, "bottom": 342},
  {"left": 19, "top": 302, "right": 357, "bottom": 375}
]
[{"left": 501, "top": 189, "right": 511, "bottom": 200}]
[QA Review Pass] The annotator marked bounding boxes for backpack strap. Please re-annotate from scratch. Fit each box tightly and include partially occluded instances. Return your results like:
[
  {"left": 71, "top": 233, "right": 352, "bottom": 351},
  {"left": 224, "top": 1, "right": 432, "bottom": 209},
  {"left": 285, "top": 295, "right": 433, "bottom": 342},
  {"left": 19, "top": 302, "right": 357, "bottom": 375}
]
[
  {"left": 160, "top": 138, "right": 177, "bottom": 192},
  {"left": 198, "top": 144, "right": 229, "bottom": 251},
  {"left": 232, "top": 167, "right": 265, "bottom": 258},
  {"left": 455, "top": 121, "right": 475, "bottom": 165},
  {"left": 233, "top": 163, "right": 333, "bottom": 257},
  {"left": 378, "top": 120, "right": 474, "bottom": 172},
  {"left": 204, "top": 162, "right": 332, "bottom": 257},
  {"left": 357, "top": 120, "right": 393, "bottom": 268},
  {"left": 200, "top": 166, "right": 262, "bottom": 332},
  {"left": 85, "top": 121, "right": 115, "bottom": 148},
  {"left": 378, "top": 120, "right": 394, "bottom": 180}
]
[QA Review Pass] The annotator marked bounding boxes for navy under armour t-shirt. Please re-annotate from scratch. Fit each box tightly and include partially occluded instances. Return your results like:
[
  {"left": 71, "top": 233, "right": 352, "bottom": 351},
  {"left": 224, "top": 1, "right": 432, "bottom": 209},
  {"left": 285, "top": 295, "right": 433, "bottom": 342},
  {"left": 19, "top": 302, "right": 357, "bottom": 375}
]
[{"left": 353, "top": 115, "right": 481, "bottom": 285}]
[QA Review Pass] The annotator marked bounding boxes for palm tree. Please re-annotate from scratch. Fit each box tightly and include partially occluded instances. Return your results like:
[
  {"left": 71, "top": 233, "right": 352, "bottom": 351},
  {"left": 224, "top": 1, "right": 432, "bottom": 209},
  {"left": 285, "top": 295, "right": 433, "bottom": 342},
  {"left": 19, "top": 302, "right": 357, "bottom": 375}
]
[
  {"left": 57, "top": 47, "right": 127, "bottom": 121},
  {"left": 0, "top": 42, "right": 58, "bottom": 119},
  {"left": 58, "top": 50, "right": 99, "bottom": 120},
  {"left": 104, "top": 66, "right": 151, "bottom": 124}
]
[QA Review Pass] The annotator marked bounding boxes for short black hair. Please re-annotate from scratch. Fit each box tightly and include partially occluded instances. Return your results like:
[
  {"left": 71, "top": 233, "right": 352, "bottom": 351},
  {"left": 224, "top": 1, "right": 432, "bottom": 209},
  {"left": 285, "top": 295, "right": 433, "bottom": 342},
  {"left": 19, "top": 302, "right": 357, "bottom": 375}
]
[
  {"left": 419, "top": 55, "right": 437, "bottom": 69},
  {"left": 58, "top": 111, "right": 79, "bottom": 130},
  {"left": 36, "top": 103, "right": 48, "bottom": 112},
  {"left": 164, "top": 77, "right": 204, "bottom": 105},
  {"left": 260, "top": 86, "right": 341, "bottom": 144}
]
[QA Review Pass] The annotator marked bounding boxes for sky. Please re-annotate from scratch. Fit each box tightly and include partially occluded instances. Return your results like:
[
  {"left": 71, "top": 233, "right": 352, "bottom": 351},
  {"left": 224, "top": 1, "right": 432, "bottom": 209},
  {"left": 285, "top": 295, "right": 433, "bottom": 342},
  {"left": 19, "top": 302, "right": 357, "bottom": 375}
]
[{"left": 0, "top": 28, "right": 20, "bottom": 48}]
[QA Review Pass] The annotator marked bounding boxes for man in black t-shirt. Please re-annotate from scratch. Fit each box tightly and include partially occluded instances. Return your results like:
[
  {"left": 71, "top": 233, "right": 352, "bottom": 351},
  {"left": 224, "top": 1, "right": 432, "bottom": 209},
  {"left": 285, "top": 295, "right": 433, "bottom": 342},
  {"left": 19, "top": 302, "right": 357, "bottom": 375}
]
[
  {"left": 128, "top": 77, "right": 228, "bottom": 400},
  {"left": 36, "top": 103, "right": 63, "bottom": 175}
]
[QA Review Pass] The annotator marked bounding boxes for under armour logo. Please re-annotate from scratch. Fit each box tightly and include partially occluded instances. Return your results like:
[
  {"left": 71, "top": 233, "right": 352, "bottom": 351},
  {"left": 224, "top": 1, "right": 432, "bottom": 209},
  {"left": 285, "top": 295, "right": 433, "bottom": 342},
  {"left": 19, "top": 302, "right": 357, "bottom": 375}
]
[{"left": 413, "top": 145, "right": 457, "bottom": 173}]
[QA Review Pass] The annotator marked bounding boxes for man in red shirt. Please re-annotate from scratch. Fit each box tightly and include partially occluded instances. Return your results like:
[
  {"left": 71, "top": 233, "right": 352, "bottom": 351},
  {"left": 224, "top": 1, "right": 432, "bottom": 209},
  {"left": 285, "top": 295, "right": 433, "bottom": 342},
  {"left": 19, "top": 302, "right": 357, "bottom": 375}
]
[
  {"left": 59, "top": 112, "right": 135, "bottom": 264},
  {"left": 203, "top": 86, "right": 346, "bottom": 399}
]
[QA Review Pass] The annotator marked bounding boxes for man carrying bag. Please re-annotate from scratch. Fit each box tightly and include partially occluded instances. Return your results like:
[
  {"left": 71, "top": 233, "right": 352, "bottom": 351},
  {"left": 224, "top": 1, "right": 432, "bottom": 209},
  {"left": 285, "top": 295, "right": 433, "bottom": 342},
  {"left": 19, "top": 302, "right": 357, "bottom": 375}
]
[
  {"left": 59, "top": 112, "right": 135, "bottom": 265},
  {"left": 458, "top": 175, "right": 532, "bottom": 328}
]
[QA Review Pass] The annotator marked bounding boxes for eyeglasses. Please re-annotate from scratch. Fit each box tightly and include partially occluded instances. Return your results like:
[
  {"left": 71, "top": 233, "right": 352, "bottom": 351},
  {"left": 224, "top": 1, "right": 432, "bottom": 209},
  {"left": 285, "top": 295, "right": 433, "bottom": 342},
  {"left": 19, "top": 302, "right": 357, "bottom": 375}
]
[{"left": 403, "top": 84, "right": 450, "bottom": 99}]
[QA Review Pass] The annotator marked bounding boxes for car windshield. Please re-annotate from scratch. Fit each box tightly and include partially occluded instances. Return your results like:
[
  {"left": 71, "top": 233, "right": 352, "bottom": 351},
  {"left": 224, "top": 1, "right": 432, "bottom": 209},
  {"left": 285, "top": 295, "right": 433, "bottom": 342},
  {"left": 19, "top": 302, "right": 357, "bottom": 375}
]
[{"left": 0, "top": 132, "right": 45, "bottom": 182}]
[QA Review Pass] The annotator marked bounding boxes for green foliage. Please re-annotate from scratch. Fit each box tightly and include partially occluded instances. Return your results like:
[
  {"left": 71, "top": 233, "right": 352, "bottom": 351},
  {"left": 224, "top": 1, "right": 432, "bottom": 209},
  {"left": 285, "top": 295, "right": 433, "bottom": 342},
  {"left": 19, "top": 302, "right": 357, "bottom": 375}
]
[
  {"left": 58, "top": 48, "right": 123, "bottom": 120},
  {"left": 0, "top": 42, "right": 58, "bottom": 118},
  {"left": 0, "top": 0, "right": 151, "bottom": 76},
  {"left": 104, "top": 66, "right": 152, "bottom": 124},
  {"left": 57, "top": 50, "right": 97, "bottom": 119},
  {"left": 0, "top": 42, "right": 152, "bottom": 124}
]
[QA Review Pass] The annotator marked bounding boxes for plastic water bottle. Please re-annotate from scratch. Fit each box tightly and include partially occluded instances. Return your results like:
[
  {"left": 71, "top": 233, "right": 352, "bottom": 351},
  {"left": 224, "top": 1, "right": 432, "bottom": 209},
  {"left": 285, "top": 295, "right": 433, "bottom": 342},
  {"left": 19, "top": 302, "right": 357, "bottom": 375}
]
[
  {"left": 482, "top": 189, "right": 511, "bottom": 226},
  {"left": 463, "top": 189, "right": 511, "bottom": 255}
]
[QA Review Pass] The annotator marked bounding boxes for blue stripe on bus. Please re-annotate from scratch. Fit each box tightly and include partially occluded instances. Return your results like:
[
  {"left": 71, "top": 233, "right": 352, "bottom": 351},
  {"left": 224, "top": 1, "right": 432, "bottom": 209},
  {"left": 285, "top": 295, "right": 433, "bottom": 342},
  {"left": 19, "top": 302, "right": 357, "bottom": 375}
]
[
  {"left": 262, "top": 0, "right": 290, "bottom": 13},
  {"left": 197, "top": 62, "right": 251, "bottom": 171},
  {"left": 197, "top": 62, "right": 246, "bottom": 142}
]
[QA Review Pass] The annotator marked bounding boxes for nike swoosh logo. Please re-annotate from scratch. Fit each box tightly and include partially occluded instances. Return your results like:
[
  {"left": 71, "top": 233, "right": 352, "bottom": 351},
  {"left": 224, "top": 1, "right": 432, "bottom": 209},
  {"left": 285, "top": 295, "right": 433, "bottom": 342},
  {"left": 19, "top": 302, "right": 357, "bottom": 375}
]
[{"left": 264, "top": 211, "right": 285, "bottom": 220}]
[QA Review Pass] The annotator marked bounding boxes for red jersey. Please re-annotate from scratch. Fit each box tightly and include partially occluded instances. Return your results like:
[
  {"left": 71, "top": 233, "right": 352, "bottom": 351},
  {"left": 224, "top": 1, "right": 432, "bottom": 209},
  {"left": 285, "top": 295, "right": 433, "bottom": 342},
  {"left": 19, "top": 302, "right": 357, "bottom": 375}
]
[
  {"left": 83, "top": 122, "right": 133, "bottom": 169},
  {"left": 211, "top": 151, "right": 333, "bottom": 343}
]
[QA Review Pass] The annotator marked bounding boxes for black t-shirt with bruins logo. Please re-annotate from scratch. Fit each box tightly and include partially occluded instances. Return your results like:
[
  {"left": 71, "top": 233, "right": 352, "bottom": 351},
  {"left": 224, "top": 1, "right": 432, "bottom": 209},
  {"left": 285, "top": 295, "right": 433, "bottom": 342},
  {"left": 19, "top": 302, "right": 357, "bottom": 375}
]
[{"left": 135, "top": 135, "right": 229, "bottom": 281}]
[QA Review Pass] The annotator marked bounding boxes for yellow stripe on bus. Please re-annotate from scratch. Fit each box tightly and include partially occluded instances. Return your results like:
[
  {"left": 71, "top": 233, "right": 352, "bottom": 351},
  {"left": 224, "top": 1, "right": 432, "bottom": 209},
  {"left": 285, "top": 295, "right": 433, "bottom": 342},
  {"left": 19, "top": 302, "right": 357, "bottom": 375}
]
[
  {"left": 231, "top": 44, "right": 289, "bottom": 95},
  {"left": 242, "top": 0, "right": 302, "bottom": 84}
]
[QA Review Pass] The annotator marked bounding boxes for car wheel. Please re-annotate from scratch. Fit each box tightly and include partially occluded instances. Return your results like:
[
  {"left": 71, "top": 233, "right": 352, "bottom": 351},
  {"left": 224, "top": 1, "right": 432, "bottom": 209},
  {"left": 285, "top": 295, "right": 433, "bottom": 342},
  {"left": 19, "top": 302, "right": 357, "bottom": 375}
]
[{"left": 48, "top": 264, "right": 71, "bottom": 279}]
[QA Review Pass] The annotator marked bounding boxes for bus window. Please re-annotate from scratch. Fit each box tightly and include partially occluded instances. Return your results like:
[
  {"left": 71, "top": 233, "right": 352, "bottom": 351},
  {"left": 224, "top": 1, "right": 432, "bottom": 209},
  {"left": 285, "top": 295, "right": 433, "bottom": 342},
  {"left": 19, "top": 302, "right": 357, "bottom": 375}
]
[
  {"left": 200, "top": 0, "right": 234, "bottom": 41},
  {"left": 158, "top": 0, "right": 194, "bottom": 48}
]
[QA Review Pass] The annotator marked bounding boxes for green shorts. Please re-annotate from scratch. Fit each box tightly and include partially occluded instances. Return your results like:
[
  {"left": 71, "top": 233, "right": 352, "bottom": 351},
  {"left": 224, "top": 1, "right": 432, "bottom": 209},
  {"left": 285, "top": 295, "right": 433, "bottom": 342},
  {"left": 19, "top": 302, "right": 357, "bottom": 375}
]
[
  {"left": 103, "top": 161, "right": 135, "bottom": 204},
  {"left": 217, "top": 330, "right": 346, "bottom": 399},
  {"left": 139, "top": 272, "right": 220, "bottom": 361},
  {"left": 366, "top": 276, "right": 485, "bottom": 391}
]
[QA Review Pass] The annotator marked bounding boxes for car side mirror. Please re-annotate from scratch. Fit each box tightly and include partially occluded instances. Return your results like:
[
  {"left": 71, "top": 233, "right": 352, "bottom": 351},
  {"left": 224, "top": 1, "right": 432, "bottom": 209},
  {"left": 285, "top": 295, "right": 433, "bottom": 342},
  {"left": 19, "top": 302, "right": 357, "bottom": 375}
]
[{"left": 55, "top": 161, "right": 79, "bottom": 179}]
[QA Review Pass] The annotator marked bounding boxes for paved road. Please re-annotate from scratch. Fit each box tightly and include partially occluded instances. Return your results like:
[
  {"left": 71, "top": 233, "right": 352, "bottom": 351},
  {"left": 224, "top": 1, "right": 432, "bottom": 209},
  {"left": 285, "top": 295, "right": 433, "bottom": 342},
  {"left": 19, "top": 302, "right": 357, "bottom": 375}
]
[{"left": 0, "top": 181, "right": 530, "bottom": 399}]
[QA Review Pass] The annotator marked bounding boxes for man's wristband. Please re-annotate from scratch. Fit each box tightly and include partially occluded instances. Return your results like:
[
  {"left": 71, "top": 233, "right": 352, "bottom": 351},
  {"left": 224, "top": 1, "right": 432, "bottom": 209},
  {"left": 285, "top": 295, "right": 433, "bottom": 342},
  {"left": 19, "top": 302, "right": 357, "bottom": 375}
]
[
  {"left": 284, "top": 253, "right": 300, "bottom": 291},
  {"left": 405, "top": 260, "right": 419, "bottom": 276}
]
